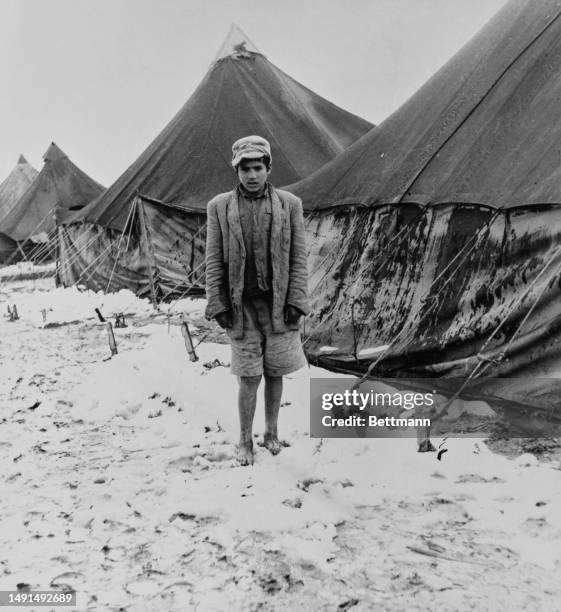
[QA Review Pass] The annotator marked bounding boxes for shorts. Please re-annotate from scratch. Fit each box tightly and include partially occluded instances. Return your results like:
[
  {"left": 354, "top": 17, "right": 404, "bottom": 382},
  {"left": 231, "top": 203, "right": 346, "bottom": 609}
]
[{"left": 228, "top": 295, "right": 307, "bottom": 377}]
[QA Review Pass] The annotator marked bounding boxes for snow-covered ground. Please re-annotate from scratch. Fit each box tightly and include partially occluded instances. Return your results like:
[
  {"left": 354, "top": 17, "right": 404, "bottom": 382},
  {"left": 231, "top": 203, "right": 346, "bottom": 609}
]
[
  {"left": 0, "top": 261, "right": 55, "bottom": 280},
  {"left": 1, "top": 276, "right": 561, "bottom": 611}
]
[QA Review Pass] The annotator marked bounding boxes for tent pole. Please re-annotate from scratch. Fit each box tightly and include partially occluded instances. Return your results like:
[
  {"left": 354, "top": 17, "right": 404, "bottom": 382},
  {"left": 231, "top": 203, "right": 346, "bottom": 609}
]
[{"left": 137, "top": 196, "right": 159, "bottom": 310}]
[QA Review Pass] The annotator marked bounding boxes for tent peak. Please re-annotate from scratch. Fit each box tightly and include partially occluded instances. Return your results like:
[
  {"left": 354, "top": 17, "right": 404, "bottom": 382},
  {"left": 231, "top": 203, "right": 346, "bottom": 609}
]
[
  {"left": 43, "top": 142, "right": 68, "bottom": 163},
  {"left": 213, "top": 24, "right": 261, "bottom": 63},
  {"left": 17, "top": 154, "right": 28, "bottom": 165}
]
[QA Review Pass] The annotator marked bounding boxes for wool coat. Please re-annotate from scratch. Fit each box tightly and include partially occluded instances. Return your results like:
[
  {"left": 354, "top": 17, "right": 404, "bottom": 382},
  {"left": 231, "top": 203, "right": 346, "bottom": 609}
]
[{"left": 205, "top": 186, "right": 309, "bottom": 340}]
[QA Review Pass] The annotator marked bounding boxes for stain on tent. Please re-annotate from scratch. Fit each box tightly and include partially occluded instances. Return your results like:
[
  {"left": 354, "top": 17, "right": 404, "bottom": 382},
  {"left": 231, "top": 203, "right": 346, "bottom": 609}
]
[
  {"left": 289, "top": 0, "right": 561, "bottom": 415},
  {"left": 0, "top": 144, "right": 103, "bottom": 264},
  {"left": 0, "top": 155, "right": 38, "bottom": 262},
  {"left": 58, "top": 25, "right": 373, "bottom": 300}
]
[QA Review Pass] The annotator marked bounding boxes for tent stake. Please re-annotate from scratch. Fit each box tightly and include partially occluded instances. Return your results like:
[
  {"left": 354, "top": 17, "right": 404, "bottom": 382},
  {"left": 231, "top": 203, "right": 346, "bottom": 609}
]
[
  {"left": 106, "top": 322, "right": 118, "bottom": 356},
  {"left": 180, "top": 319, "right": 199, "bottom": 362}
]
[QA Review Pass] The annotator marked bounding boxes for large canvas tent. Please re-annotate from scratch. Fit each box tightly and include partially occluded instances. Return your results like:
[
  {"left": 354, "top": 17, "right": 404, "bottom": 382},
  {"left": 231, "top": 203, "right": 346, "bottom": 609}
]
[
  {"left": 58, "top": 26, "right": 373, "bottom": 300},
  {"left": 291, "top": 0, "right": 561, "bottom": 416},
  {"left": 0, "top": 155, "right": 38, "bottom": 262},
  {"left": 0, "top": 144, "right": 104, "bottom": 264}
]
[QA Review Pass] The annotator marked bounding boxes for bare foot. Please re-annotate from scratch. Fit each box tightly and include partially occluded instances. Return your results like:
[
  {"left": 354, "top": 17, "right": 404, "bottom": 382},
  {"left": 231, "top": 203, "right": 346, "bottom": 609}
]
[
  {"left": 258, "top": 437, "right": 291, "bottom": 453},
  {"left": 262, "top": 433, "right": 282, "bottom": 456},
  {"left": 417, "top": 439, "right": 437, "bottom": 453},
  {"left": 236, "top": 443, "right": 254, "bottom": 466}
]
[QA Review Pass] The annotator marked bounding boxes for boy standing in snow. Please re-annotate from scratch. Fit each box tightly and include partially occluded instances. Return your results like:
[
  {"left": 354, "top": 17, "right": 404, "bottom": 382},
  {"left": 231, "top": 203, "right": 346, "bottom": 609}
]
[{"left": 205, "top": 136, "right": 309, "bottom": 466}]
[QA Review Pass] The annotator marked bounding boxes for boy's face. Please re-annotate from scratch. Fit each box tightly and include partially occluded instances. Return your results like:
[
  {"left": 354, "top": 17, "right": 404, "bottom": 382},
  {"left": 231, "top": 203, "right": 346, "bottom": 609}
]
[{"left": 237, "top": 159, "right": 270, "bottom": 192}]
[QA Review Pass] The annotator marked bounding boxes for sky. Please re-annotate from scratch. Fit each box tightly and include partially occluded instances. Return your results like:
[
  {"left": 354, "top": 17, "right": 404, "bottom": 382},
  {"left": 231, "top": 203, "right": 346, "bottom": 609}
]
[{"left": 0, "top": 0, "right": 506, "bottom": 186}]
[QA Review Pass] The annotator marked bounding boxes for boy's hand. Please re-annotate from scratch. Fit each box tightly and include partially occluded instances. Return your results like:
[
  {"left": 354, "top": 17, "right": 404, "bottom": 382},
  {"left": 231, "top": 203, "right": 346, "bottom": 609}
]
[
  {"left": 215, "top": 310, "right": 232, "bottom": 329},
  {"left": 284, "top": 304, "right": 303, "bottom": 325}
]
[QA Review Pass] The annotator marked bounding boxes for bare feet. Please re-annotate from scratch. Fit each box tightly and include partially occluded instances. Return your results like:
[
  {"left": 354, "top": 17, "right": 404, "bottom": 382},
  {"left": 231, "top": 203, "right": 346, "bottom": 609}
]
[
  {"left": 264, "top": 434, "right": 281, "bottom": 455},
  {"left": 259, "top": 434, "right": 291, "bottom": 456},
  {"left": 236, "top": 443, "right": 254, "bottom": 466}
]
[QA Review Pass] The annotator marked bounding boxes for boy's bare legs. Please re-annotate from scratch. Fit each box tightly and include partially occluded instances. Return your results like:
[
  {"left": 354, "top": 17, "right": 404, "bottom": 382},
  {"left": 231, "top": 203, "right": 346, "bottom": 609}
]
[
  {"left": 238, "top": 375, "right": 261, "bottom": 465},
  {"left": 237, "top": 374, "right": 286, "bottom": 464},
  {"left": 264, "top": 374, "right": 283, "bottom": 455}
]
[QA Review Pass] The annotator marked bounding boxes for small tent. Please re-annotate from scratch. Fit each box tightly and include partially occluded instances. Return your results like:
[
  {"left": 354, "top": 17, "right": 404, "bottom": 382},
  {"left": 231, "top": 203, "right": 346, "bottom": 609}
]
[
  {"left": 0, "top": 155, "right": 38, "bottom": 262},
  {"left": 290, "top": 0, "right": 561, "bottom": 414},
  {"left": 0, "top": 155, "right": 38, "bottom": 221},
  {"left": 0, "top": 143, "right": 104, "bottom": 263},
  {"left": 59, "top": 26, "right": 373, "bottom": 300}
]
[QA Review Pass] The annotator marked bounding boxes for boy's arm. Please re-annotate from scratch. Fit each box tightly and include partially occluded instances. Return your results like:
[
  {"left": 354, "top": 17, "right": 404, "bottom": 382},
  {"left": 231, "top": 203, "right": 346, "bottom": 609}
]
[
  {"left": 286, "top": 197, "right": 310, "bottom": 315},
  {"left": 205, "top": 199, "right": 230, "bottom": 319}
]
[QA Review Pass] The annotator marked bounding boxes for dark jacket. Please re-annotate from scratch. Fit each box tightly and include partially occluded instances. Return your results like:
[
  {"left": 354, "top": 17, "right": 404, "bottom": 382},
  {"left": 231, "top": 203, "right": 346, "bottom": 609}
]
[{"left": 205, "top": 186, "right": 309, "bottom": 339}]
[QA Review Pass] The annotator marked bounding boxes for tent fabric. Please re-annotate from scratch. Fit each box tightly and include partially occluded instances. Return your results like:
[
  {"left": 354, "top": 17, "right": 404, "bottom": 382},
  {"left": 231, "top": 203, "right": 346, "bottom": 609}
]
[
  {"left": 304, "top": 204, "right": 561, "bottom": 412},
  {"left": 57, "top": 223, "right": 153, "bottom": 296},
  {"left": 291, "top": 0, "right": 561, "bottom": 212},
  {"left": 141, "top": 200, "right": 206, "bottom": 298},
  {"left": 0, "top": 234, "right": 18, "bottom": 262},
  {"left": 0, "top": 155, "right": 38, "bottom": 222},
  {"left": 293, "top": 0, "right": 561, "bottom": 414},
  {"left": 0, "top": 143, "right": 104, "bottom": 242},
  {"left": 57, "top": 202, "right": 206, "bottom": 299},
  {"left": 72, "top": 34, "right": 373, "bottom": 232}
]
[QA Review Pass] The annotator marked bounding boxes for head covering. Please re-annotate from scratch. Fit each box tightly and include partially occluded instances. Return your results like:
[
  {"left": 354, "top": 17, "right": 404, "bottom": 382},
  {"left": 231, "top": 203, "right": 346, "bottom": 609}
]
[{"left": 231, "top": 135, "right": 271, "bottom": 168}]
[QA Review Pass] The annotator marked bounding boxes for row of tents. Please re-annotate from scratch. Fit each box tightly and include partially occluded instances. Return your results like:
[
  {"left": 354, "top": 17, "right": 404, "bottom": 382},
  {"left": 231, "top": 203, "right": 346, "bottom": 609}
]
[
  {"left": 0, "top": 25, "right": 372, "bottom": 295},
  {"left": 3, "top": 0, "right": 561, "bottom": 415},
  {"left": 0, "top": 146, "right": 104, "bottom": 264}
]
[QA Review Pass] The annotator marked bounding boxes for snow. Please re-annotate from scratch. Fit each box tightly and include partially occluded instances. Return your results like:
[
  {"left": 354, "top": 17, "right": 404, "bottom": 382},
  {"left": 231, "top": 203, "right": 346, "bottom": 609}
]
[
  {"left": 318, "top": 346, "right": 340, "bottom": 353},
  {"left": 1, "top": 276, "right": 561, "bottom": 610},
  {"left": 357, "top": 345, "right": 390, "bottom": 357},
  {"left": 0, "top": 261, "right": 55, "bottom": 279}
]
